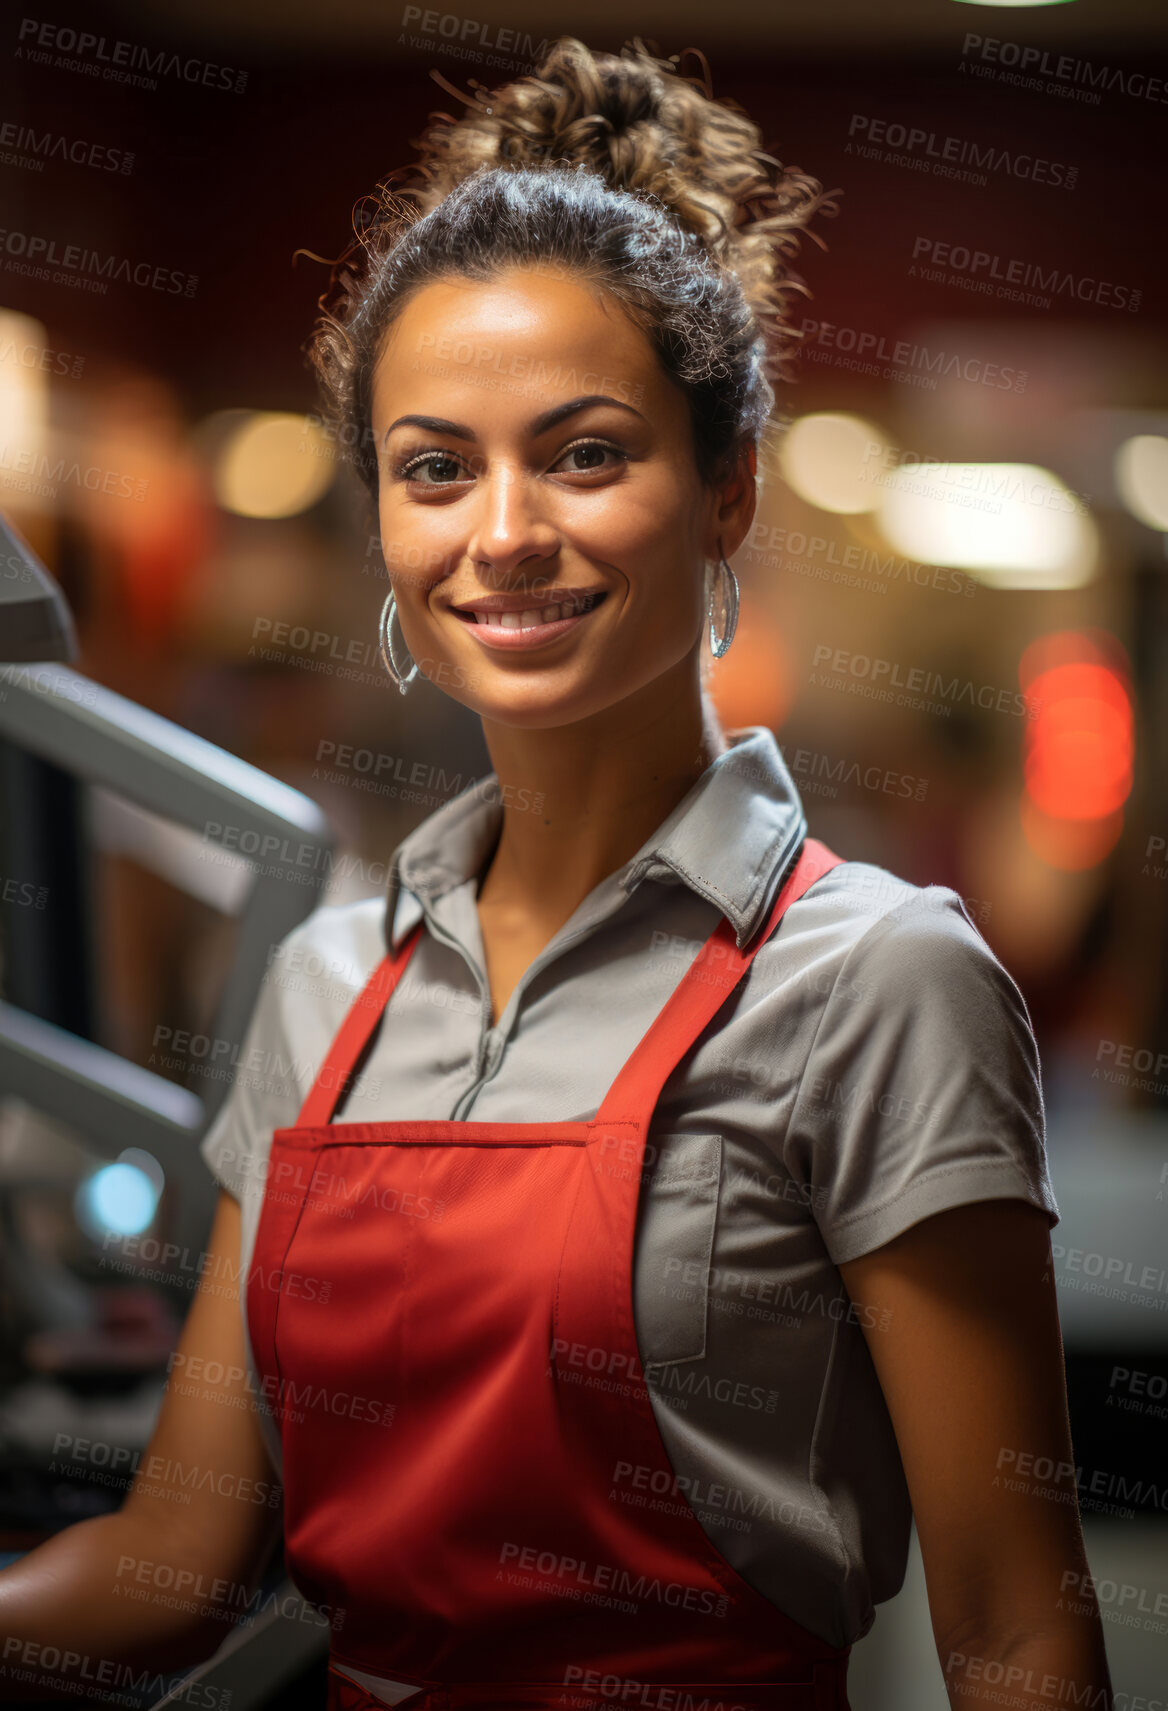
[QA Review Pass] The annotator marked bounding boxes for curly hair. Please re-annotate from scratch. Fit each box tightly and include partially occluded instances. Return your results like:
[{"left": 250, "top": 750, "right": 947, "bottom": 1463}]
[{"left": 304, "top": 36, "right": 838, "bottom": 504}]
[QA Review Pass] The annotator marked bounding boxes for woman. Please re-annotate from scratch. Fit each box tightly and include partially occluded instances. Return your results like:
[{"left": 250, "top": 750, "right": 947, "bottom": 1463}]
[{"left": 0, "top": 37, "right": 1111, "bottom": 1711}]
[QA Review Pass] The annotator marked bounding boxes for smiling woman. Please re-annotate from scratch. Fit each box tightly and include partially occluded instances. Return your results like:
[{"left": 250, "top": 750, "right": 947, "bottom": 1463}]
[
  {"left": 303, "top": 38, "right": 831, "bottom": 751},
  {"left": 0, "top": 31, "right": 1113, "bottom": 1711}
]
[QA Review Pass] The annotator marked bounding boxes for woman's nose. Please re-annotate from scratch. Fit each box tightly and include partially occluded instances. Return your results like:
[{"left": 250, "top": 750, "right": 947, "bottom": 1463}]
[{"left": 466, "top": 464, "right": 558, "bottom": 580}]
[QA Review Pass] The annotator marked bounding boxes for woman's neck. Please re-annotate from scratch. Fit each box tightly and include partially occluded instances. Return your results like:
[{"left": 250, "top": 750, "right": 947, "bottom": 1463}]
[{"left": 476, "top": 666, "right": 728, "bottom": 926}]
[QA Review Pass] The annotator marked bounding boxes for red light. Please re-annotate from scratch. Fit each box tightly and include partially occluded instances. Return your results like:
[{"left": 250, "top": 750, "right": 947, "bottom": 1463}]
[
  {"left": 1028, "top": 661, "right": 1131, "bottom": 720},
  {"left": 1020, "top": 637, "right": 1134, "bottom": 858}
]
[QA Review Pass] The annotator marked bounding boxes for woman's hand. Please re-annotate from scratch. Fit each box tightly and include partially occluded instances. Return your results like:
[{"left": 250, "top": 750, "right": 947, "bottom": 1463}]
[
  {"left": 838, "top": 1198, "right": 1113, "bottom": 1711},
  {"left": 0, "top": 1189, "right": 284, "bottom": 1696}
]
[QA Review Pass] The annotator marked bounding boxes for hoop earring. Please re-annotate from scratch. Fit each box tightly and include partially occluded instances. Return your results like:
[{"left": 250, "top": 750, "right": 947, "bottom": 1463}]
[
  {"left": 708, "top": 553, "right": 740, "bottom": 659},
  {"left": 378, "top": 589, "right": 419, "bottom": 695}
]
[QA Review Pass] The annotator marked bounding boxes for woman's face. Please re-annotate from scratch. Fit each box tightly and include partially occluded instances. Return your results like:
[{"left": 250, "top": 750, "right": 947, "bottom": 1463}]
[{"left": 369, "top": 264, "right": 754, "bottom": 728}]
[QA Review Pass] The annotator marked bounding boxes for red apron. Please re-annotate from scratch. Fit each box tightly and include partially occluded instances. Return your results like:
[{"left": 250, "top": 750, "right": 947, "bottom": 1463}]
[{"left": 246, "top": 838, "right": 850, "bottom": 1711}]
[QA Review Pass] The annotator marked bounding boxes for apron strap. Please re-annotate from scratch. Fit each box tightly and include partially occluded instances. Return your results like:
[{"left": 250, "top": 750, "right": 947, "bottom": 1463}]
[
  {"left": 594, "top": 837, "right": 844, "bottom": 1130},
  {"left": 295, "top": 920, "right": 425, "bottom": 1127}
]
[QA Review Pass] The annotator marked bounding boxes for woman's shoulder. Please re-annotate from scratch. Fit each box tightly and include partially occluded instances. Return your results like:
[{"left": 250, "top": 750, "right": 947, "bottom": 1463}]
[
  {"left": 240, "top": 893, "right": 394, "bottom": 1062},
  {"left": 759, "top": 853, "right": 1021, "bottom": 1021},
  {"left": 269, "top": 892, "right": 392, "bottom": 996},
  {"left": 771, "top": 856, "right": 1054, "bottom": 1262},
  {"left": 197, "top": 894, "right": 393, "bottom": 1198},
  {"left": 788, "top": 853, "right": 993, "bottom": 953}
]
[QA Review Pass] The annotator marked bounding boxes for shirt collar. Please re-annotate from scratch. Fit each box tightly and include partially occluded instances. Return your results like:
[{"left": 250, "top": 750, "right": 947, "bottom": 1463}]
[{"left": 382, "top": 725, "right": 807, "bottom": 954}]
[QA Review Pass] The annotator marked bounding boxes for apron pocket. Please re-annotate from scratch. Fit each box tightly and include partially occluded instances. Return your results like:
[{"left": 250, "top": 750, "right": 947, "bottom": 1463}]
[{"left": 633, "top": 1131, "right": 722, "bottom": 1367}]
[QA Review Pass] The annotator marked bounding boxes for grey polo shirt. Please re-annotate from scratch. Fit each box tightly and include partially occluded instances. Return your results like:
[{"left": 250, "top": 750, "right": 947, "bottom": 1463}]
[{"left": 199, "top": 724, "right": 1058, "bottom": 1667}]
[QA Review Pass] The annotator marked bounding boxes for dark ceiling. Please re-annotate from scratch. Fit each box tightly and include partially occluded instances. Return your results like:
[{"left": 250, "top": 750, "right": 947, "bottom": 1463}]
[{"left": 6, "top": 0, "right": 1165, "bottom": 418}]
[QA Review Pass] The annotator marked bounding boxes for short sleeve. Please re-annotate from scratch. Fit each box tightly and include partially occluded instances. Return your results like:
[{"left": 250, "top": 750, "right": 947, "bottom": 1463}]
[
  {"left": 786, "top": 888, "right": 1059, "bottom": 1265},
  {"left": 198, "top": 954, "right": 302, "bottom": 1210}
]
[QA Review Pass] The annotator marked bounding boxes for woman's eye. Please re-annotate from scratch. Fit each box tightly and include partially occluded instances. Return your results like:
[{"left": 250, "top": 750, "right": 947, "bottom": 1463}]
[
  {"left": 398, "top": 452, "right": 467, "bottom": 486},
  {"left": 554, "top": 441, "right": 625, "bottom": 475}
]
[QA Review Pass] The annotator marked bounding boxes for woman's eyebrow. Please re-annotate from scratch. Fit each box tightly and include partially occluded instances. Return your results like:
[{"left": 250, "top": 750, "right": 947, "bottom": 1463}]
[{"left": 381, "top": 393, "right": 646, "bottom": 448}]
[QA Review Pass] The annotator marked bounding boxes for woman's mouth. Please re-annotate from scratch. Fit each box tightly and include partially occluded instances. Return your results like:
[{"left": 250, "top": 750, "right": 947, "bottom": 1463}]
[{"left": 450, "top": 590, "right": 608, "bottom": 651}]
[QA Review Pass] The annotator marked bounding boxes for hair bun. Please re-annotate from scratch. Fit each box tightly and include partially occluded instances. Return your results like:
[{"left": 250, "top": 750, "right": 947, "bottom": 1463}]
[{"left": 405, "top": 36, "right": 838, "bottom": 341}]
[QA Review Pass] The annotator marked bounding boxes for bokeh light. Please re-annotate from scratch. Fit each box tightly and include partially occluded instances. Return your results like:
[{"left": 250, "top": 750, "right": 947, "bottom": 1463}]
[
  {"left": 1019, "top": 630, "right": 1133, "bottom": 868},
  {"left": 75, "top": 1159, "right": 161, "bottom": 1239},
  {"left": 878, "top": 464, "right": 1096, "bottom": 588},
  {"left": 777, "top": 413, "right": 891, "bottom": 515},
  {"left": 213, "top": 410, "right": 334, "bottom": 519},
  {"left": 1114, "top": 435, "right": 1168, "bottom": 532},
  {"left": 0, "top": 308, "right": 51, "bottom": 516}
]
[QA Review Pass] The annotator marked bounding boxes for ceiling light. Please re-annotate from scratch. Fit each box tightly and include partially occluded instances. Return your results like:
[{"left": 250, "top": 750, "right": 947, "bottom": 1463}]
[
  {"left": 1114, "top": 435, "right": 1168, "bottom": 531},
  {"left": 877, "top": 463, "right": 1096, "bottom": 588},
  {"left": 778, "top": 412, "right": 891, "bottom": 515}
]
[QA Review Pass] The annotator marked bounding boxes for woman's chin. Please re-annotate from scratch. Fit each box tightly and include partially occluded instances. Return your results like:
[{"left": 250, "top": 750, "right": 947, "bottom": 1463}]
[
  {"left": 470, "top": 694, "right": 612, "bottom": 732},
  {"left": 447, "top": 673, "right": 632, "bottom": 732}
]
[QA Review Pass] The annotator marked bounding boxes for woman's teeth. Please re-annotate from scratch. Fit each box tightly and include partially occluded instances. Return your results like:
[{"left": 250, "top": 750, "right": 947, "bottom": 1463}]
[{"left": 474, "top": 595, "right": 599, "bottom": 629}]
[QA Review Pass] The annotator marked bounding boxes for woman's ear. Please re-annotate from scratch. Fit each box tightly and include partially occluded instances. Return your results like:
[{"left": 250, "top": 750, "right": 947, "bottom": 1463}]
[{"left": 712, "top": 442, "right": 758, "bottom": 560}]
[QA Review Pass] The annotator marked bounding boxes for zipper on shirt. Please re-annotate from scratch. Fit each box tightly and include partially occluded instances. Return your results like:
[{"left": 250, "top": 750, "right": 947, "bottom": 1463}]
[
  {"left": 403, "top": 897, "right": 498, "bottom": 1120},
  {"left": 407, "top": 879, "right": 644, "bottom": 1121}
]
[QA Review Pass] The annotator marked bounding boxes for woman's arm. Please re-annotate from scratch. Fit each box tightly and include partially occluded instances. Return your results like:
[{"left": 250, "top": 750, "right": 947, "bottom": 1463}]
[
  {"left": 838, "top": 1198, "right": 1113, "bottom": 1711},
  {"left": 0, "top": 1189, "right": 284, "bottom": 1698}
]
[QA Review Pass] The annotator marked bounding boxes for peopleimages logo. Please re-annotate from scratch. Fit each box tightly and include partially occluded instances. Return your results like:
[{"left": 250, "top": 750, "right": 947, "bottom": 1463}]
[
  {"left": 0, "top": 333, "right": 84, "bottom": 377},
  {"left": 15, "top": 18, "right": 248, "bottom": 93},
  {"left": 0, "top": 120, "right": 134, "bottom": 174},
  {"left": 911, "top": 236, "right": 1141, "bottom": 314},
  {"left": 959, "top": 31, "right": 1168, "bottom": 106},
  {"left": 861, "top": 440, "right": 1091, "bottom": 517},
  {"left": 798, "top": 318, "right": 1028, "bottom": 393},
  {"left": 0, "top": 1640, "right": 233, "bottom": 1709},
  {"left": 0, "top": 444, "right": 147, "bottom": 498},
  {"left": 847, "top": 113, "right": 1077, "bottom": 191},
  {"left": 0, "top": 227, "right": 196, "bottom": 295},
  {"left": 745, "top": 520, "right": 979, "bottom": 598},
  {"left": 810, "top": 646, "right": 1036, "bottom": 720},
  {"left": 790, "top": 747, "right": 929, "bottom": 803},
  {"left": 496, "top": 1541, "right": 727, "bottom": 1619},
  {"left": 399, "top": 6, "right": 549, "bottom": 63}
]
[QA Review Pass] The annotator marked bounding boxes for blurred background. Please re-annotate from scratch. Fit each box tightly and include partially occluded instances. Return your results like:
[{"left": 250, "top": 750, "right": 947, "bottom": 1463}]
[{"left": 0, "top": 0, "right": 1166, "bottom": 1705}]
